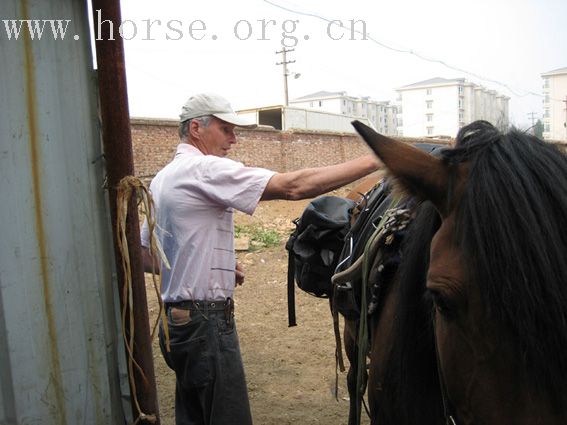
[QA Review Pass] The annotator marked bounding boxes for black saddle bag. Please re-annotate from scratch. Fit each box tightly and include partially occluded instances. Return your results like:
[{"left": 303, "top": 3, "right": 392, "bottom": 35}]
[{"left": 285, "top": 196, "right": 355, "bottom": 326}]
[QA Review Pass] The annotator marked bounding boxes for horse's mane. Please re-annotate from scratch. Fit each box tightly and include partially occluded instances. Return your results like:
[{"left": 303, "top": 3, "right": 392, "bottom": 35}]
[
  {"left": 445, "top": 121, "right": 567, "bottom": 406},
  {"left": 378, "top": 201, "right": 444, "bottom": 424}
]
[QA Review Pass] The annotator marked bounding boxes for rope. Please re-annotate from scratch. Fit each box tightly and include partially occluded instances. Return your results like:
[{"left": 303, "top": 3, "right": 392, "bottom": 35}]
[
  {"left": 354, "top": 222, "right": 383, "bottom": 425},
  {"left": 116, "top": 175, "right": 170, "bottom": 424}
]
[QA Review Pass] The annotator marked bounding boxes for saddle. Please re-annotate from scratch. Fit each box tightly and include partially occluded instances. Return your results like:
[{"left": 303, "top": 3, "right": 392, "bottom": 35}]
[
  {"left": 333, "top": 143, "right": 445, "bottom": 322},
  {"left": 332, "top": 179, "right": 395, "bottom": 320}
]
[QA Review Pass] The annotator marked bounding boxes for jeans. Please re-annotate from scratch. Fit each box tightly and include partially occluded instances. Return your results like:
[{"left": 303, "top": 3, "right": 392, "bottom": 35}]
[{"left": 159, "top": 302, "right": 253, "bottom": 425}]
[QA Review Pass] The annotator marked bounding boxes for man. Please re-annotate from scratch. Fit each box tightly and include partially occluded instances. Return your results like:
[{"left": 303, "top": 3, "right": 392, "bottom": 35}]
[{"left": 140, "top": 93, "right": 379, "bottom": 425}]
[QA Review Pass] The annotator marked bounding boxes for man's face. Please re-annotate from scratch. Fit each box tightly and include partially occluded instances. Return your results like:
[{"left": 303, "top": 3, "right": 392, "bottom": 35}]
[{"left": 196, "top": 117, "right": 237, "bottom": 157}]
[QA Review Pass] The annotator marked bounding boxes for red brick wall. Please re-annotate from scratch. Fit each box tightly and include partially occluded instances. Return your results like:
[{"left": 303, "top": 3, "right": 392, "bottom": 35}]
[{"left": 131, "top": 118, "right": 449, "bottom": 180}]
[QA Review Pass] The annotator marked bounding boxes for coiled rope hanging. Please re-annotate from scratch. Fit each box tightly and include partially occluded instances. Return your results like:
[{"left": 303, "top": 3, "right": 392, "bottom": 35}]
[{"left": 116, "top": 175, "right": 170, "bottom": 424}]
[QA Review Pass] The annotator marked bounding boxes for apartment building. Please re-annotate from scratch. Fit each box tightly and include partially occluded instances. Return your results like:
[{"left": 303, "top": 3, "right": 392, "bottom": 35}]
[
  {"left": 541, "top": 67, "right": 567, "bottom": 141},
  {"left": 290, "top": 91, "right": 399, "bottom": 136},
  {"left": 396, "top": 78, "right": 509, "bottom": 137}
]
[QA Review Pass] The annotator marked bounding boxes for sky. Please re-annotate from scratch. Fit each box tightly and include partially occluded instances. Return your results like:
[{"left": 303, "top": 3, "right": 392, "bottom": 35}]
[{"left": 110, "top": 0, "right": 567, "bottom": 129}]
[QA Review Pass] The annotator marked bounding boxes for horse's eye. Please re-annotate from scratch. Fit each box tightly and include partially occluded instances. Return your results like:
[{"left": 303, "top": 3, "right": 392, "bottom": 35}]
[{"left": 428, "top": 290, "right": 456, "bottom": 320}]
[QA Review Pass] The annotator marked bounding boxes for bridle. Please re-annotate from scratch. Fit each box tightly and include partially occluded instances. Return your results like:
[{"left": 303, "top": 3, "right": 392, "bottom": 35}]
[{"left": 432, "top": 309, "right": 458, "bottom": 425}]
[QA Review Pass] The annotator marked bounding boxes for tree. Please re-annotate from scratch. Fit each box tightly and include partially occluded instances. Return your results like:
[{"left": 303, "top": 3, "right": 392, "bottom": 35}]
[{"left": 534, "top": 119, "right": 544, "bottom": 138}]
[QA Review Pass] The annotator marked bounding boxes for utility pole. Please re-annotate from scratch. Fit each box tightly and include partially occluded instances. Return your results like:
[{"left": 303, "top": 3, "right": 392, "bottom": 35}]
[
  {"left": 276, "top": 48, "right": 295, "bottom": 106},
  {"left": 527, "top": 112, "right": 538, "bottom": 134}
]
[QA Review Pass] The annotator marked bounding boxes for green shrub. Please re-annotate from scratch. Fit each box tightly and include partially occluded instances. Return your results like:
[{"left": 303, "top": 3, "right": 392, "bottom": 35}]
[{"left": 234, "top": 224, "right": 281, "bottom": 249}]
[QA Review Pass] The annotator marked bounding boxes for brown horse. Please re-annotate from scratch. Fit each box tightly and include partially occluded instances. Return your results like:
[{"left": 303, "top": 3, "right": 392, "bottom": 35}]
[{"left": 353, "top": 120, "right": 567, "bottom": 424}]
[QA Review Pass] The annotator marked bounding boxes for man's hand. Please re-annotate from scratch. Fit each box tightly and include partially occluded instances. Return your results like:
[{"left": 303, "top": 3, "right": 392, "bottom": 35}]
[
  {"left": 142, "top": 247, "right": 160, "bottom": 274},
  {"left": 235, "top": 262, "right": 245, "bottom": 286}
]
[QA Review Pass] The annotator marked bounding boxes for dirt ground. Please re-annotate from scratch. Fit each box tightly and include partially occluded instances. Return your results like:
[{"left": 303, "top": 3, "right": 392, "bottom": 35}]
[{"left": 145, "top": 191, "right": 371, "bottom": 425}]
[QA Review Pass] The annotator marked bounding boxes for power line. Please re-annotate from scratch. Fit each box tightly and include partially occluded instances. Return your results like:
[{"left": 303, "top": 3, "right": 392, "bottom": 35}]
[{"left": 262, "top": 0, "right": 553, "bottom": 100}]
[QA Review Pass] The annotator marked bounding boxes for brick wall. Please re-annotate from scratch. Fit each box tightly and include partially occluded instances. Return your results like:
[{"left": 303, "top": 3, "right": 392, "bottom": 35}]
[{"left": 131, "top": 118, "right": 449, "bottom": 180}]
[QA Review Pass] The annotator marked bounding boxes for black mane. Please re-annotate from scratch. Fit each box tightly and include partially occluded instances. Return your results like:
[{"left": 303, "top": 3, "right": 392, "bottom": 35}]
[
  {"left": 445, "top": 122, "right": 567, "bottom": 406},
  {"left": 378, "top": 201, "right": 443, "bottom": 424}
]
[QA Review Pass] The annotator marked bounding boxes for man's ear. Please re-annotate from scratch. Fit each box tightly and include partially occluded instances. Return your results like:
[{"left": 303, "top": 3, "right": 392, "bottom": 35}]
[{"left": 189, "top": 119, "right": 201, "bottom": 139}]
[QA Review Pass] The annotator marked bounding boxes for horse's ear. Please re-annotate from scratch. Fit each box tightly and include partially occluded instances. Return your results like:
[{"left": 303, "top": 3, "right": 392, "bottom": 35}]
[{"left": 352, "top": 120, "right": 452, "bottom": 216}]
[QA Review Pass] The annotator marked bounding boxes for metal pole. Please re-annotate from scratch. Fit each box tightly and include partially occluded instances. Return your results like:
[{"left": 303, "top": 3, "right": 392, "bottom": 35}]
[
  {"left": 90, "top": 1, "right": 160, "bottom": 423},
  {"left": 283, "top": 49, "right": 289, "bottom": 106},
  {"left": 276, "top": 48, "right": 295, "bottom": 106}
]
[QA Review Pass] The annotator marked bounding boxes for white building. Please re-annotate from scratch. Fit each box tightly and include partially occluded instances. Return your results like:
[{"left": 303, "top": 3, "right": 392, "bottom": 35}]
[
  {"left": 289, "top": 91, "right": 399, "bottom": 136},
  {"left": 541, "top": 67, "right": 567, "bottom": 142},
  {"left": 236, "top": 105, "right": 372, "bottom": 133},
  {"left": 396, "top": 78, "right": 509, "bottom": 138}
]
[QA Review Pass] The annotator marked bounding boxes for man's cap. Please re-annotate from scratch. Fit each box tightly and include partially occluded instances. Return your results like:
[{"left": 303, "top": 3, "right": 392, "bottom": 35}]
[{"left": 179, "top": 93, "right": 257, "bottom": 128}]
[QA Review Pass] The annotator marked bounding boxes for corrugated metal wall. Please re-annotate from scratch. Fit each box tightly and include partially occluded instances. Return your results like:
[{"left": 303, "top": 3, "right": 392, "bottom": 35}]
[
  {"left": 0, "top": 1, "right": 128, "bottom": 423},
  {"left": 283, "top": 107, "right": 372, "bottom": 133}
]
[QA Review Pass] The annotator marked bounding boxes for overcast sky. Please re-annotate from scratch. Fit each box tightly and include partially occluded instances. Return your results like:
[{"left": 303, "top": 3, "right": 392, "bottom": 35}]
[{"left": 114, "top": 0, "right": 567, "bottom": 129}]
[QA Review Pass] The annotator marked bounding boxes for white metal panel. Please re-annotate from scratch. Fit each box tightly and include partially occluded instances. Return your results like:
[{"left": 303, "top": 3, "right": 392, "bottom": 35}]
[
  {"left": 0, "top": 1, "right": 127, "bottom": 424},
  {"left": 283, "top": 108, "right": 370, "bottom": 133},
  {"left": 283, "top": 108, "right": 307, "bottom": 130}
]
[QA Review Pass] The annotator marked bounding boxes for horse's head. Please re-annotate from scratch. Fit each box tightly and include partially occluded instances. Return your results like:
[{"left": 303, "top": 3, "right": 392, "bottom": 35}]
[{"left": 353, "top": 120, "right": 567, "bottom": 424}]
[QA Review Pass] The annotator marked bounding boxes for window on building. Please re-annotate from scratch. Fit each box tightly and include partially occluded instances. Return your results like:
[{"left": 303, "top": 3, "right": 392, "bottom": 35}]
[
  {"left": 426, "top": 100, "right": 433, "bottom": 109},
  {"left": 426, "top": 113, "right": 433, "bottom": 122},
  {"left": 427, "top": 126, "right": 434, "bottom": 136},
  {"left": 458, "top": 98, "right": 464, "bottom": 109},
  {"left": 319, "top": 101, "right": 323, "bottom": 107},
  {"left": 545, "top": 123, "right": 550, "bottom": 132},
  {"left": 543, "top": 78, "right": 549, "bottom": 88},
  {"left": 426, "top": 88, "right": 432, "bottom": 95},
  {"left": 544, "top": 108, "right": 550, "bottom": 118},
  {"left": 309, "top": 102, "right": 313, "bottom": 107},
  {"left": 458, "top": 85, "right": 464, "bottom": 95},
  {"left": 459, "top": 111, "right": 464, "bottom": 122},
  {"left": 343, "top": 99, "right": 346, "bottom": 105}
]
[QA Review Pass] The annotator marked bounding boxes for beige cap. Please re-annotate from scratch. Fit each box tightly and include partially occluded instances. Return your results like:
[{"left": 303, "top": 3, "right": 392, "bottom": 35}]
[{"left": 179, "top": 93, "right": 257, "bottom": 128}]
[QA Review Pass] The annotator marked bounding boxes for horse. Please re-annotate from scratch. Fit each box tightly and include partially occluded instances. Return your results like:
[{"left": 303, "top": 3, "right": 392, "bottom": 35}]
[
  {"left": 351, "top": 119, "right": 567, "bottom": 424},
  {"left": 336, "top": 157, "right": 447, "bottom": 425}
]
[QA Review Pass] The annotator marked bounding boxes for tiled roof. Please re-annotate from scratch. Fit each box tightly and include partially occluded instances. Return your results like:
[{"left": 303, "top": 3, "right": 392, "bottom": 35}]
[
  {"left": 542, "top": 67, "right": 567, "bottom": 76},
  {"left": 398, "top": 77, "right": 466, "bottom": 89},
  {"left": 292, "top": 91, "right": 346, "bottom": 100}
]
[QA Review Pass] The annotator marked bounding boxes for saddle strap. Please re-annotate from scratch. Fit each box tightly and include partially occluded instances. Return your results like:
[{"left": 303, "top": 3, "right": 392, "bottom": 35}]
[
  {"left": 287, "top": 247, "right": 297, "bottom": 327},
  {"left": 331, "top": 297, "right": 346, "bottom": 401}
]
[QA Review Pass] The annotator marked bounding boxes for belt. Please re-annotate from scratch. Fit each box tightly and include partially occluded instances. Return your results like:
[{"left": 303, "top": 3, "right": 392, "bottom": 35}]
[{"left": 165, "top": 299, "right": 232, "bottom": 311}]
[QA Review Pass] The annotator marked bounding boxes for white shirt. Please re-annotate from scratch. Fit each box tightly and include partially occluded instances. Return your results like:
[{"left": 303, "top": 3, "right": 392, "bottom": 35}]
[{"left": 140, "top": 143, "right": 275, "bottom": 302}]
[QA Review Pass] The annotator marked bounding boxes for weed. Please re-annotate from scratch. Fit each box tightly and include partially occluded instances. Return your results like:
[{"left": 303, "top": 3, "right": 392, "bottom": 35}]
[{"left": 235, "top": 224, "right": 281, "bottom": 249}]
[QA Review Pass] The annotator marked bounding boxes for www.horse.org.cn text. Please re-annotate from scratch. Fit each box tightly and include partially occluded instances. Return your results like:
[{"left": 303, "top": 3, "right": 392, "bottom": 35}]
[{"left": 1, "top": 13, "right": 369, "bottom": 48}]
